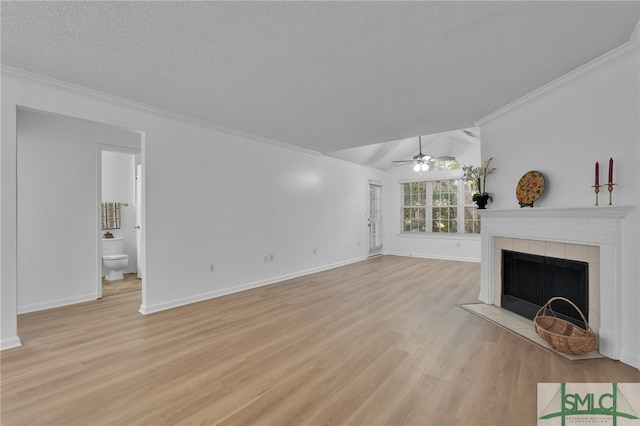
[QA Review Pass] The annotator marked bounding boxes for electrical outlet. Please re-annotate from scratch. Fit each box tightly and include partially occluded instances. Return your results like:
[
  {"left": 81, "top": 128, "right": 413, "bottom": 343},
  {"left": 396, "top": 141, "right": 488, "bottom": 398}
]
[
  {"left": 313, "top": 248, "right": 317, "bottom": 255},
  {"left": 209, "top": 264, "right": 215, "bottom": 272},
  {"left": 264, "top": 255, "right": 269, "bottom": 264},
  {"left": 269, "top": 254, "right": 274, "bottom": 262}
]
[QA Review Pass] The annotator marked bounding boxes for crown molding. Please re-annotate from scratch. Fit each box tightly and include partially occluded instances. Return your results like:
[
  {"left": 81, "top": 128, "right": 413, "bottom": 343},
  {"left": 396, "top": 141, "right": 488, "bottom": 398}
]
[
  {"left": 0, "top": 65, "right": 321, "bottom": 157},
  {"left": 476, "top": 27, "right": 640, "bottom": 127}
]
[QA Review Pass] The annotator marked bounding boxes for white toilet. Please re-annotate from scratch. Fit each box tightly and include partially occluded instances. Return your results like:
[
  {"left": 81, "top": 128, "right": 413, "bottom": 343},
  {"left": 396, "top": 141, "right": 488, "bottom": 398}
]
[{"left": 102, "top": 237, "right": 129, "bottom": 281}]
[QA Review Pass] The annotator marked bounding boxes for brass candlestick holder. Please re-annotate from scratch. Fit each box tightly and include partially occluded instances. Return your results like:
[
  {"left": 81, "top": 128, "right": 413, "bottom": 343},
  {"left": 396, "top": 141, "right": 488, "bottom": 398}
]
[
  {"left": 592, "top": 184, "right": 602, "bottom": 205},
  {"left": 607, "top": 182, "right": 616, "bottom": 205}
]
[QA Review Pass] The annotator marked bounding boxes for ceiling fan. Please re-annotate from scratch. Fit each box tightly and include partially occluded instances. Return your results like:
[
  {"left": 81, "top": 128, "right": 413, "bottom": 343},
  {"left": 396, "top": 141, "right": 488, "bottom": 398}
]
[{"left": 392, "top": 136, "right": 454, "bottom": 172}]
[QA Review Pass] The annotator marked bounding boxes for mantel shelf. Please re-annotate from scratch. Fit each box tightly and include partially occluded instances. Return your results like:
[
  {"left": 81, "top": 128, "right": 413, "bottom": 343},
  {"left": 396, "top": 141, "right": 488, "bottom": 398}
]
[{"left": 477, "top": 205, "right": 635, "bottom": 219}]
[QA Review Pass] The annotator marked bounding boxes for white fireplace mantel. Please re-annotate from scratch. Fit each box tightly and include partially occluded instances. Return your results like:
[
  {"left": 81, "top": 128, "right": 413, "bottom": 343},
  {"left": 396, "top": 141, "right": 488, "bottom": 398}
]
[{"left": 477, "top": 205, "right": 635, "bottom": 360}]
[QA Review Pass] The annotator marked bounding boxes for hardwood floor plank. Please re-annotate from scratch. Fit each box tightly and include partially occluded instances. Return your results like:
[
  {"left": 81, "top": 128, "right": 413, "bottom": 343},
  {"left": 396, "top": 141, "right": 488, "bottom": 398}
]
[{"left": 2, "top": 256, "right": 638, "bottom": 425}]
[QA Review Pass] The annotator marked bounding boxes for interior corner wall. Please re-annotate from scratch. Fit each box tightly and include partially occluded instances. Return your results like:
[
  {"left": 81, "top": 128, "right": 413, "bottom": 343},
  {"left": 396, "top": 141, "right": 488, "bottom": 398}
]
[
  {"left": 1, "top": 72, "right": 385, "bottom": 347},
  {"left": 381, "top": 139, "right": 482, "bottom": 263},
  {"left": 16, "top": 109, "right": 140, "bottom": 313},
  {"left": 477, "top": 50, "right": 640, "bottom": 369}
]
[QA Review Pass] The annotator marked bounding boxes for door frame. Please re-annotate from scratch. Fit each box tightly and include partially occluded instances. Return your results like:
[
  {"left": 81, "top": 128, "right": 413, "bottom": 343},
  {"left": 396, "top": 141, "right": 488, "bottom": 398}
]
[
  {"left": 97, "top": 144, "right": 142, "bottom": 299},
  {"left": 367, "top": 180, "right": 383, "bottom": 257}
]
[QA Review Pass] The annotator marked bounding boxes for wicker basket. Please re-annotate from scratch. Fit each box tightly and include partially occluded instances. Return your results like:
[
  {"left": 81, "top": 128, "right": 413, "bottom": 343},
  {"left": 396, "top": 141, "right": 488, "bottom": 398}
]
[{"left": 534, "top": 297, "right": 597, "bottom": 355}]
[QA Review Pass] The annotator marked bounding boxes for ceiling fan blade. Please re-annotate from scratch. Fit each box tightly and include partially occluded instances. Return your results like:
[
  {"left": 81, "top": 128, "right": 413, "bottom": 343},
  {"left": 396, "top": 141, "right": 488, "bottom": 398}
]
[{"left": 391, "top": 136, "right": 452, "bottom": 165}]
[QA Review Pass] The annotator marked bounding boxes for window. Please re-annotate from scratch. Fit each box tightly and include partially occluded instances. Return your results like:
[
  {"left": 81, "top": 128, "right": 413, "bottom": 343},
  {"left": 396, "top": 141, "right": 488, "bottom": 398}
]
[
  {"left": 403, "top": 182, "right": 426, "bottom": 232},
  {"left": 432, "top": 179, "right": 458, "bottom": 233},
  {"left": 402, "top": 177, "right": 480, "bottom": 235},
  {"left": 462, "top": 180, "right": 481, "bottom": 233}
]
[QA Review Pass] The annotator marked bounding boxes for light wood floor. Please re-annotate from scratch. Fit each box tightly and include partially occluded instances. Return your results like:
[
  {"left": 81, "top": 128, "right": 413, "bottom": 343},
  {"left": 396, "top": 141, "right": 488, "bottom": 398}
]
[
  {"left": 2, "top": 256, "right": 638, "bottom": 425},
  {"left": 102, "top": 273, "right": 142, "bottom": 297}
]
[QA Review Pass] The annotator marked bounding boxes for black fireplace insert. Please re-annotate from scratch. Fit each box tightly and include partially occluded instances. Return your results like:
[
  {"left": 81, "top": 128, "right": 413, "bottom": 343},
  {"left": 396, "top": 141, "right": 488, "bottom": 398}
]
[{"left": 501, "top": 250, "right": 589, "bottom": 326}]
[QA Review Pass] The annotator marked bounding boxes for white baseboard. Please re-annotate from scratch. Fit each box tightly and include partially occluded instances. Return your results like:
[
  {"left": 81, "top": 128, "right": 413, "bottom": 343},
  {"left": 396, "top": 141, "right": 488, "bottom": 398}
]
[
  {"left": 1, "top": 336, "right": 23, "bottom": 351},
  {"left": 597, "top": 328, "right": 618, "bottom": 361},
  {"left": 17, "top": 293, "right": 97, "bottom": 314},
  {"left": 621, "top": 350, "right": 640, "bottom": 371},
  {"left": 383, "top": 251, "right": 480, "bottom": 263},
  {"left": 139, "top": 256, "right": 367, "bottom": 315}
]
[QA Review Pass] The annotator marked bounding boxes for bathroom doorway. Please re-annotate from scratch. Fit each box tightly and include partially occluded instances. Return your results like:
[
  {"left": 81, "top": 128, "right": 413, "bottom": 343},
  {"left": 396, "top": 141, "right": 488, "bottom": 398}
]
[{"left": 99, "top": 148, "right": 142, "bottom": 298}]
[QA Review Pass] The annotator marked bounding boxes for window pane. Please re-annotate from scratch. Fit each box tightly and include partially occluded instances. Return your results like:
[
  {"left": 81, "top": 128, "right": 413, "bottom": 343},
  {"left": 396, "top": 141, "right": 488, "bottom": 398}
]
[
  {"left": 463, "top": 180, "right": 481, "bottom": 234},
  {"left": 403, "top": 208, "right": 411, "bottom": 231},
  {"left": 433, "top": 180, "right": 457, "bottom": 207},
  {"left": 403, "top": 207, "right": 426, "bottom": 232},
  {"left": 432, "top": 207, "right": 457, "bottom": 233},
  {"left": 415, "top": 208, "right": 426, "bottom": 232},
  {"left": 464, "top": 206, "right": 481, "bottom": 233}
]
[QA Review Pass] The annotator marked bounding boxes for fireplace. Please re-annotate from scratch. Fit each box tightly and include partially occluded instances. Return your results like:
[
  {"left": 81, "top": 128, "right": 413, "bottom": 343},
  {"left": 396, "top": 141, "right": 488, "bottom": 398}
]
[
  {"left": 501, "top": 250, "right": 589, "bottom": 325},
  {"left": 477, "top": 206, "right": 633, "bottom": 361}
]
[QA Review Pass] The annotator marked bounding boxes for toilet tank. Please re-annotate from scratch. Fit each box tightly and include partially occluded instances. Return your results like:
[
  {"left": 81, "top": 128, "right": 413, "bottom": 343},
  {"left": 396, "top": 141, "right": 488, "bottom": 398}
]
[{"left": 102, "top": 237, "right": 125, "bottom": 255}]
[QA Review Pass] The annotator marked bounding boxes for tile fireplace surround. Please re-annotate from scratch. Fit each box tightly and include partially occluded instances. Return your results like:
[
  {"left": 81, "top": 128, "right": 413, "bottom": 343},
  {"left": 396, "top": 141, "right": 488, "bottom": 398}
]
[{"left": 478, "top": 206, "right": 634, "bottom": 361}]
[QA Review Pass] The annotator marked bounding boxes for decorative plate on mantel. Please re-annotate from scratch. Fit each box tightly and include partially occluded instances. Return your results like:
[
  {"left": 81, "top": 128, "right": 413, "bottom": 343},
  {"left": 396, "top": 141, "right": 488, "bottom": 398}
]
[{"left": 516, "top": 171, "right": 545, "bottom": 207}]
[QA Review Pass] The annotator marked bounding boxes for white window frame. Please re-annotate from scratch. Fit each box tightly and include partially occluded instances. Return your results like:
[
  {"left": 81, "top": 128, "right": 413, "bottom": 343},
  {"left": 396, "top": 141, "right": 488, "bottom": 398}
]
[{"left": 399, "top": 169, "right": 479, "bottom": 236}]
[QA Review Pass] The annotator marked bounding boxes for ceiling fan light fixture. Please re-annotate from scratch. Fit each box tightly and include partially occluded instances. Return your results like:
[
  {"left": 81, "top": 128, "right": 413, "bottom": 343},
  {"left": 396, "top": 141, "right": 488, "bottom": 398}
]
[
  {"left": 413, "top": 163, "right": 421, "bottom": 172},
  {"left": 421, "top": 163, "right": 428, "bottom": 171}
]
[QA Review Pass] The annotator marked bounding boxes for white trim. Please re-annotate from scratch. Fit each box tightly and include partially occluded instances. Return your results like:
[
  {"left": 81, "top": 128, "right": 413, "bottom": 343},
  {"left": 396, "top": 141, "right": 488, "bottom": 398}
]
[
  {"left": 622, "top": 350, "right": 640, "bottom": 371},
  {"left": 18, "top": 293, "right": 97, "bottom": 314},
  {"left": 384, "top": 251, "right": 480, "bottom": 264},
  {"left": 396, "top": 232, "right": 480, "bottom": 241},
  {"left": 1, "top": 65, "right": 321, "bottom": 158},
  {"left": 476, "top": 34, "right": 640, "bottom": 127},
  {"left": 477, "top": 205, "right": 634, "bottom": 220},
  {"left": 1, "top": 337, "right": 22, "bottom": 351},
  {"left": 139, "top": 256, "right": 367, "bottom": 315},
  {"left": 96, "top": 146, "right": 103, "bottom": 299}
]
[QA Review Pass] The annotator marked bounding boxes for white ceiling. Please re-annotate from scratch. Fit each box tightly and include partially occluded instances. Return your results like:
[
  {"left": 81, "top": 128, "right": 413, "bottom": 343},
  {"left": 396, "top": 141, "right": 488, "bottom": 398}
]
[{"left": 2, "top": 1, "right": 638, "bottom": 157}]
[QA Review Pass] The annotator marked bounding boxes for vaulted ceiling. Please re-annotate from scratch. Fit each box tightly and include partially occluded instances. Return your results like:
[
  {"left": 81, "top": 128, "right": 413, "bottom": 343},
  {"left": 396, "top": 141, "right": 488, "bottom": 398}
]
[{"left": 2, "top": 2, "right": 638, "bottom": 156}]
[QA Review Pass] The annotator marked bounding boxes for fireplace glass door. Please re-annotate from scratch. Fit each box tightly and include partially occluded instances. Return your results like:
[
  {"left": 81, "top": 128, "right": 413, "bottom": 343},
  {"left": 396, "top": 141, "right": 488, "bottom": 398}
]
[{"left": 501, "top": 250, "right": 588, "bottom": 326}]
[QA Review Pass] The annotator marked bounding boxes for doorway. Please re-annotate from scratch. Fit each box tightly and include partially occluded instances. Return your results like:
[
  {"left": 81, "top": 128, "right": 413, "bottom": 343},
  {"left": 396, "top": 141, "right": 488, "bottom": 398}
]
[
  {"left": 99, "top": 148, "right": 142, "bottom": 298},
  {"left": 368, "top": 182, "right": 382, "bottom": 257}
]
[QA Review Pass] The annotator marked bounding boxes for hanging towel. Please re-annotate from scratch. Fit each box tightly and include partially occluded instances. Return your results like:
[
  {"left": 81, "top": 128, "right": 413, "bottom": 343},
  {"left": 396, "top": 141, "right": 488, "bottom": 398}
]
[{"left": 101, "top": 202, "right": 121, "bottom": 230}]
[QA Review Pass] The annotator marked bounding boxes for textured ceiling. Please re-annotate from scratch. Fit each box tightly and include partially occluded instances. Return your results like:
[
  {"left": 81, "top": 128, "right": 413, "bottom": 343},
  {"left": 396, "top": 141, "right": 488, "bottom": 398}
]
[{"left": 1, "top": 2, "right": 639, "bottom": 154}]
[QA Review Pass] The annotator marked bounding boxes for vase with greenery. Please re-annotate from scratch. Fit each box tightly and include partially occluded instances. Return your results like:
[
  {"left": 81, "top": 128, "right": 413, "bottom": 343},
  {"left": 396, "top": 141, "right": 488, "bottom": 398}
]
[{"left": 463, "top": 157, "right": 495, "bottom": 209}]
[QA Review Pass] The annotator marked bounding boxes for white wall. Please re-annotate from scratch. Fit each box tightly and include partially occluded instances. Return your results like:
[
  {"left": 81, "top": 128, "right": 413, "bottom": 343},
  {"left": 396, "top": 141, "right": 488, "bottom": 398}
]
[
  {"left": 102, "top": 150, "right": 137, "bottom": 275},
  {"left": 477, "top": 46, "right": 640, "bottom": 368},
  {"left": 16, "top": 109, "right": 140, "bottom": 313},
  {"left": 141, "top": 122, "right": 382, "bottom": 312},
  {"left": 382, "top": 134, "right": 482, "bottom": 262},
  {"left": 1, "top": 70, "right": 385, "bottom": 349},
  {"left": 102, "top": 151, "right": 134, "bottom": 205}
]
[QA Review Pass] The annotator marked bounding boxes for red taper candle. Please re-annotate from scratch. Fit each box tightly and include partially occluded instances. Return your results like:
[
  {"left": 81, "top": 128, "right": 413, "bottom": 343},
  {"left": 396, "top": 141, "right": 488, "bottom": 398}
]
[
  {"left": 608, "top": 157, "right": 613, "bottom": 184},
  {"left": 595, "top": 162, "right": 599, "bottom": 186}
]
